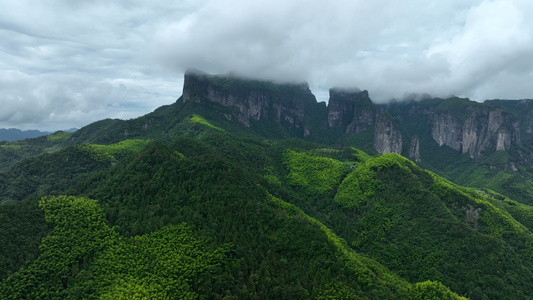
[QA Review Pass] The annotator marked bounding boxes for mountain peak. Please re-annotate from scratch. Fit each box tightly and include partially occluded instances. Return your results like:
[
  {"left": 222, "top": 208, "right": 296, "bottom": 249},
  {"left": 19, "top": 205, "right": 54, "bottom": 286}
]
[{"left": 181, "top": 70, "right": 319, "bottom": 135}]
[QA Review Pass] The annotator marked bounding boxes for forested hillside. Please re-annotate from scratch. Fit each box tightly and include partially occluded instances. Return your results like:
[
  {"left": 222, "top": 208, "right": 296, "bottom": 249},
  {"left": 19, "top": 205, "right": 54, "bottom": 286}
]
[{"left": 2, "top": 72, "right": 533, "bottom": 299}]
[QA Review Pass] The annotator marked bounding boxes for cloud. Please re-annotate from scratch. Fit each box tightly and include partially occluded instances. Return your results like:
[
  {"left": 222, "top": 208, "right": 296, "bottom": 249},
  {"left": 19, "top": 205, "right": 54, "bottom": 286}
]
[
  {"left": 2, "top": 0, "right": 533, "bottom": 130},
  {"left": 0, "top": 69, "right": 180, "bottom": 131},
  {"left": 150, "top": 0, "right": 533, "bottom": 102},
  {"left": 0, "top": 0, "right": 188, "bottom": 130},
  {"left": 427, "top": 0, "right": 533, "bottom": 100}
]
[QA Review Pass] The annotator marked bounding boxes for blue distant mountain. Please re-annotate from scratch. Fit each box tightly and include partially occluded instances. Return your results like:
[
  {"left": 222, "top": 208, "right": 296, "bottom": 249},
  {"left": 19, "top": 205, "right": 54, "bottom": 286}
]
[{"left": 0, "top": 128, "right": 77, "bottom": 141}]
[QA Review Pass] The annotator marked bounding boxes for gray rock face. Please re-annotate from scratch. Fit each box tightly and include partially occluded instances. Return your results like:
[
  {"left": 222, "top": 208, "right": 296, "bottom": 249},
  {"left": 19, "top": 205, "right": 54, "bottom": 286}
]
[
  {"left": 327, "top": 88, "right": 375, "bottom": 133},
  {"left": 431, "top": 113, "right": 463, "bottom": 152},
  {"left": 181, "top": 70, "right": 528, "bottom": 166},
  {"left": 409, "top": 136, "right": 421, "bottom": 162},
  {"left": 327, "top": 88, "right": 357, "bottom": 128},
  {"left": 182, "top": 69, "right": 315, "bottom": 130},
  {"left": 373, "top": 115, "right": 402, "bottom": 154},
  {"left": 431, "top": 107, "right": 520, "bottom": 158}
]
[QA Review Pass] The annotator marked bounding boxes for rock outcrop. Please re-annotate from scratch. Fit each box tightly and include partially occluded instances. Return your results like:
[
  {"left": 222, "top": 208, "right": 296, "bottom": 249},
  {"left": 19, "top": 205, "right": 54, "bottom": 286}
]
[
  {"left": 431, "top": 105, "right": 520, "bottom": 158},
  {"left": 373, "top": 114, "right": 403, "bottom": 154},
  {"left": 182, "top": 69, "right": 317, "bottom": 133},
  {"left": 181, "top": 70, "right": 528, "bottom": 166},
  {"left": 327, "top": 88, "right": 375, "bottom": 134},
  {"left": 409, "top": 136, "right": 421, "bottom": 162}
]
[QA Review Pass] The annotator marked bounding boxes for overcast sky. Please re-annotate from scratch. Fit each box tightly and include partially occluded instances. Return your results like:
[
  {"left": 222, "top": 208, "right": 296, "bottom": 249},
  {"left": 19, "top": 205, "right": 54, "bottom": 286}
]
[{"left": 1, "top": 0, "right": 533, "bottom": 131}]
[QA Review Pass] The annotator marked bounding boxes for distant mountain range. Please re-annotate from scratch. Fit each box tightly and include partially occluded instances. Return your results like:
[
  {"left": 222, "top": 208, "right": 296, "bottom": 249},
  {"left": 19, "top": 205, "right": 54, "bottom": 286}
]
[
  {"left": 3, "top": 70, "right": 533, "bottom": 298},
  {"left": 0, "top": 128, "right": 77, "bottom": 141}
]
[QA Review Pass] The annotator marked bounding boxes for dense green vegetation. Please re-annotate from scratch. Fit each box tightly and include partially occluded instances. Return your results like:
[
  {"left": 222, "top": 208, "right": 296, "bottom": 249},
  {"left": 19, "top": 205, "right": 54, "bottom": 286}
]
[
  {"left": 328, "top": 154, "right": 533, "bottom": 299},
  {"left": 3, "top": 75, "right": 533, "bottom": 299},
  {"left": 283, "top": 149, "right": 347, "bottom": 194},
  {"left": 0, "top": 140, "right": 149, "bottom": 202},
  {"left": 0, "top": 129, "right": 471, "bottom": 298}
]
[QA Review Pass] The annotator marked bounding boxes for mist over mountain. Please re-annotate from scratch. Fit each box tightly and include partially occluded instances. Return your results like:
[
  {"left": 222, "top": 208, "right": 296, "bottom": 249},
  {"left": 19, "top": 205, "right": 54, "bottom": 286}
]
[{"left": 3, "top": 70, "right": 533, "bottom": 299}]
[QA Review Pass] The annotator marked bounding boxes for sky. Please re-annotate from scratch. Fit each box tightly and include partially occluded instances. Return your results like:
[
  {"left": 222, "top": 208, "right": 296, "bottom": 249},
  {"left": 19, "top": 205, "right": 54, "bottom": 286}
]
[{"left": 1, "top": 0, "right": 533, "bottom": 131}]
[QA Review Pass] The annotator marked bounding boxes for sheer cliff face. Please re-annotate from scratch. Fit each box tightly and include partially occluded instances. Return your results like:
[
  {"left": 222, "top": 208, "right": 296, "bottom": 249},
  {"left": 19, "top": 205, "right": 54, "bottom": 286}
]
[
  {"left": 374, "top": 116, "right": 403, "bottom": 154},
  {"left": 327, "top": 88, "right": 401, "bottom": 154},
  {"left": 409, "top": 136, "right": 421, "bottom": 162},
  {"left": 327, "top": 88, "right": 356, "bottom": 128},
  {"left": 182, "top": 70, "right": 315, "bottom": 131},
  {"left": 181, "top": 70, "right": 526, "bottom": 164},
  {"left": 431, "top": 107, "right": 520, "bottom": 158},
  {"left": 327, "top": 88, "right": 375, "bottom": 133}
]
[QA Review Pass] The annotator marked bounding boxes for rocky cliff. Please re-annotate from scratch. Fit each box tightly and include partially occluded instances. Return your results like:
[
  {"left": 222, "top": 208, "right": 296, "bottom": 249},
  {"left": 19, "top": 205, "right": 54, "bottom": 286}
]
[
  {"left": 327, "top": 88, "right": 375, "bottom": 134},
  {"left": 409, "top": 136, "right": 421, "bottom": 162},
  {"left": 373, "top": 113, "right": 403, "bottom": 154},
  {"left": 430, "top": 99, "right": 520, "bottom": 158},
  {"left": 182, "top": 69, "right": 318, "bottom": 136},
  {"left": 181, "top": 70, "right": 529, "bottom": 165}
]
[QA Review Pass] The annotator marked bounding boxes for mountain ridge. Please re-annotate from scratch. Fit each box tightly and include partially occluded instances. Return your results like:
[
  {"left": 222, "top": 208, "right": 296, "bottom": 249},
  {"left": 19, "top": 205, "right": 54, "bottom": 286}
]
[
  {"left": 0, "top": 128, "right": 78, "bottom": 142},
  {"left": 182, "top": 70, "right": 532, "bottom": 162},
  {"left": 0, "top": 128, "right": 51, "bottom": 141},
  {"left": 3, "top": 70, "right": 533, "bottom": 298}
]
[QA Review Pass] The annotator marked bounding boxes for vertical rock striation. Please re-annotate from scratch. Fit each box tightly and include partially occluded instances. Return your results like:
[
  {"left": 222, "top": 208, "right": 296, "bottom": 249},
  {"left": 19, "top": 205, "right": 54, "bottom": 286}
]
[
  {"left": 409, "top": 136, "right": 421, "bottom": 162},
  {"left": 431, "top": 105, "right": 520, "bottom": 158},
  {"left": 182, "top": 69, "right": 317, "bottom": 133},
  {"left": 373, "top": 114, "right": 403, "bottom": 154},
  {"left": 180, "top": 70, "right": 528, "bottom": 166},
  {"left": 327, "top": 88, "right": 375, "bottom": 133}
]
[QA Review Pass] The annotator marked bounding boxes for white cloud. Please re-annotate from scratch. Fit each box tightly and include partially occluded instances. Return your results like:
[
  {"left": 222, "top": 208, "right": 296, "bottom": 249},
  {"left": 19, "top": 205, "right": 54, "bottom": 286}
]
[{"left": 1, "top": 0, "right": 533, "bottom": 130}]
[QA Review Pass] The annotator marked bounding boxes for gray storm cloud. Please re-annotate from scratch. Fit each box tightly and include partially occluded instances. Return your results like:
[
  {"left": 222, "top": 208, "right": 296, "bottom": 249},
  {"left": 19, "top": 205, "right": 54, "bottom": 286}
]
[
  {"left": 1, "top": 0, "right": 533, "bottom": 130},
  {"left": 151, "top": 0, "right": 533, "bottom": 102}
]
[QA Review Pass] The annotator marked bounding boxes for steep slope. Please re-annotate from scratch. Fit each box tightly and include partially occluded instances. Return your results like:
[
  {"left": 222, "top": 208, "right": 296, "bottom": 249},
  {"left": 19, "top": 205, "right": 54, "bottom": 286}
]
[
  {"left": 3, "top": 70, "right": 532, "bottom": 205},
  {"left": 3, "top": 109, "right": 533, "bottom": 298},
  {"left": 280, "top": 150, "right": 533, "bottom": 299},
  {"left": 4, "top": 70, "right": 533, "bottom": 298},
  {"left": 0, "top": 131, "right": 466, "bottom": 299},
  {"left": 0, "top": 140, "right": 149, "bottom": 202}
]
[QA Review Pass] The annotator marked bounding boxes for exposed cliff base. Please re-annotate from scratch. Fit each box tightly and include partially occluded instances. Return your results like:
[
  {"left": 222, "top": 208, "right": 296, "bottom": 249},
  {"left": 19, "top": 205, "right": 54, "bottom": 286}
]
[
  {"left": 179, "top": 70, "right": 533, "bottom": 204},
  {"left": 182, "top": 70, "right": 530, "bottom": 162}
]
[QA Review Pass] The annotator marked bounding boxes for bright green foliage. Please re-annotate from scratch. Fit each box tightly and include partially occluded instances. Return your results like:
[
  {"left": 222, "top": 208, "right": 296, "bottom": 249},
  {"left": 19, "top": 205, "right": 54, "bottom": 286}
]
[
  {"left": 98, "top": 278, "right": 168, "bottom": 300},
  {"left": 481, "top": 189, "right": 533, "bottom": 232},
  {"left": 46, "top": 131, "right": 72, "bottom": 142},
  {"left": 74, "top": 139, "right": 149, "bottom": 163},
  {"left": 409, "top": 281, "right": 468, "bottom": 300},
  {"left": 190, "top": 114, "right": 224, "bottom": 131},
  {"left": 352, "top": 147, "right": 372, "bottom": 162},
  {"left": 430, "top": 173, "right": 530, "bottom": 239},
  {"left": 346, "top": 159, "right": 533, "bottom": 299},
  {"left": 270, "top": 194, "right": 468, "bottom": 299},
  {"left": 7, "top": 89, "right": 533, "bottom": 299},
  {"left": 0, "top": 143, "right": 127, "bottom": 202},
  {"left": 283, "top": 149, "right": 346, "bottom": 194},
  {"left": 316, "top": 282, "right": 358, "bottom": 300},
  {"left": 74, "top": 224, "right": 228, "bottom": 299},
  {"left": 270, "top": 195, "right": 411, "bottom": 298},
  {"left": 335, "top": 153, "right": 413, "bottom": 208},
  {"left": 0, "top": 196, "right": 117, "bottom": 299},
  {"left": 0, "top": 144, "right": 21, "bottom": 151},
  {"left": 353, "top": 204, "right": 392, "bottom": 248},
  {"left": 263, "top": 166, "right": 282, "bottom": 185}
]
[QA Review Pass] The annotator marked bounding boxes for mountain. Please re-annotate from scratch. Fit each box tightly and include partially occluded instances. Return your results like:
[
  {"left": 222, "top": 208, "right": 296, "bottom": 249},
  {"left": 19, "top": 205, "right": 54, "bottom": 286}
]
[
  {"left": 178, "top": 70, "right": 533, "bottom": 205},
  {"left": 3, "top": 70, "right": 533, "bottom": 298},
  {"left": 0, "top": 128, "right": 52, "bottom": 141},
  {"left": 181, "top": 70, "right": 531, "bottom": 162}
]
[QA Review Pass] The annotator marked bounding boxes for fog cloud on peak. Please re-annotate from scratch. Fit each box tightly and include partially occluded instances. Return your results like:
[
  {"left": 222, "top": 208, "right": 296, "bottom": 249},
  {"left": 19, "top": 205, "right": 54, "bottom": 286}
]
[{"left": 2, "top": 0, "right": 533, "bottom": 130}]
